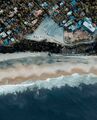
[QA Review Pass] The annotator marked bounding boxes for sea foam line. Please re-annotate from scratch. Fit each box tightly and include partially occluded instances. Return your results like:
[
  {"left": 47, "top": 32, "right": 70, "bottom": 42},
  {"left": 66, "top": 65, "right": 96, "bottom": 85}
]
[
  {"left": 0, "top": 52, "right": 96, "bottom": 62},
  {"left": 0, "top": 73, "right": 97, "bottom": 95},
  {"left": 0, "top": 52, "right": 49, "bottom": 62}
]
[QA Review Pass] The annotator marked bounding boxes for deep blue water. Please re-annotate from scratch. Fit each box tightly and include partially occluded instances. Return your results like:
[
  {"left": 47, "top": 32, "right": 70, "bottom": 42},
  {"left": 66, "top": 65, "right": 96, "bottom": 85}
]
[{"left": 0, "top": 84, "right": 97, "bottom": 120}]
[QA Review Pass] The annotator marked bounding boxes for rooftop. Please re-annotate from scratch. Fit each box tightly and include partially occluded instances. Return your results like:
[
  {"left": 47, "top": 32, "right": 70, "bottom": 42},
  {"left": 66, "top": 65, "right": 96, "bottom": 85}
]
[
  {"left": 26, "top": 16, "right": 64, "bottom": 45},
  {"left": 0, "top": 0, "right": 97, "bottom": 46}
]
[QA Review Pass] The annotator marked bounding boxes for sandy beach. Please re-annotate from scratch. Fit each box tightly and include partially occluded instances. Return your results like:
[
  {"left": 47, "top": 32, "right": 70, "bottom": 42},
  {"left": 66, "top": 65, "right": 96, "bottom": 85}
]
[
  {"left": 1, "top": 69, "right": 97, "bottom": 85},
  {"left": 0, "top": 61, "right": 97, "bottom": 85},
  {"left": 0, "top": 52, "right": 97, "bottom": 85}
]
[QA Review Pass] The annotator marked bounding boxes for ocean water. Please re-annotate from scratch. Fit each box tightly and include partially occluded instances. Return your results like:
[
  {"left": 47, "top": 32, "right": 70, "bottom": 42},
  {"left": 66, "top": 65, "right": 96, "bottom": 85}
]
[
  {"left": 0, "top": 52, "right": 97, "bottom": 120},
  {"left": 0, "top": 74, "right": 97, "bottom": 120}
]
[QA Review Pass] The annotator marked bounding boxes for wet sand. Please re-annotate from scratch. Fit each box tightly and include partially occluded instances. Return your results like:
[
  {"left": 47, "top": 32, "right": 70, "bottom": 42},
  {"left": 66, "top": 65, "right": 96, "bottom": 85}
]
[
  {"left": 0, "top": 64, "right": 97, "bottom": 85},
  {"left": 0, "top": 52, "right": 97, "bottom": 85}
]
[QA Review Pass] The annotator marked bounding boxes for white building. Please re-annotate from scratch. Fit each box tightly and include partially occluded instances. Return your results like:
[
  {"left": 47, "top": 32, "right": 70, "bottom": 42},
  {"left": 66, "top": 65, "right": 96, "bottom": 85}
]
[
  {"left": 0, "top": 32, "right": 7, "bottom": 38},
  {"left": 83, "top": 21, "right": 96, "bottom": 33}
]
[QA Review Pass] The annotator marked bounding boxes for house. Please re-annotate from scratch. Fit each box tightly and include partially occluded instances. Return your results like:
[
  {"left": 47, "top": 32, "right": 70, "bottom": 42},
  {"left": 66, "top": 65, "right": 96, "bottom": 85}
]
[
  {"left": 41, "top": 2, "right": 49, "bottom": 9},
  {"left": 7, "top": 30, "right": 12, "bottom": 35},
  {"left": 67, "top": 11, "right": 72, "bottom": 16},
  {"left": 0, "top": 9, "right": 4, "bottom": 14},
  {"left": 10, "top": 38, "right": 15, "bottom": 43},
  {"left": 3, "top": 39, "right": 9, "bottom": 46},
  {"left": 71, "top": 0, "right": 77, "bottom": 6},
  {"left": 64, "top": 19, "right": 73, "bottom": 27},
  {"left": 34, "top": 10, "right": 43, "bottom": 17},
  {"left": 83, "top": 21, "right": 96, "bottom": 33},
  {"left": 68, "top": 25, "right": 77, "bottom": 32},
  {"left": 0, "top": 32, "right": 7, "bottom": 38},
  {"left": 59, "top": 1, "right": 65, "bottom": 7}
]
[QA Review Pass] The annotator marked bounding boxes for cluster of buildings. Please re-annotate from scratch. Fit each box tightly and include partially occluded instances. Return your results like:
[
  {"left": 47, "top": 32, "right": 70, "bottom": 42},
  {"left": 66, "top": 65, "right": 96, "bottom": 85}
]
[
  {"left": 38, "top": 0, "right": 97, "bottom": 34},
  {"left": 0, "top": 0, "right": 44, "bottom": 46},
  {"left": 0, "top": 0, "right": 97, "bottom": 47}
]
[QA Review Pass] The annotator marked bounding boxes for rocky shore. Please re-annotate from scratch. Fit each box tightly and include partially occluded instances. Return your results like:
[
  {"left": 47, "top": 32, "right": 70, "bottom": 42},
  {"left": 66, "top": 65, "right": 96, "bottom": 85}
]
[{"left": 0, "top": 38, "right": 97, "bottom": 55}]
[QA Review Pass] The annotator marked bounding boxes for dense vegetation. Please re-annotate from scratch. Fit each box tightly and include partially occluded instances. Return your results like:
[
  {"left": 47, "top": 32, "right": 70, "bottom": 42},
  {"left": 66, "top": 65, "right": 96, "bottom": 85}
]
[{"left": 82, "top": 0, "right": 97, "bottom": 23}]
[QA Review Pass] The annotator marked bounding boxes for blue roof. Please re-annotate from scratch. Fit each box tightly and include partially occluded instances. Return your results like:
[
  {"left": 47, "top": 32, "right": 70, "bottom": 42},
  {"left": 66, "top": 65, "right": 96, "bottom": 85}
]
[
  {"left": 71, "top": 0, "right": 77, "bottom": 6},
  {"left": 3, "top": 39, "right": 9, "bottom": 46}
]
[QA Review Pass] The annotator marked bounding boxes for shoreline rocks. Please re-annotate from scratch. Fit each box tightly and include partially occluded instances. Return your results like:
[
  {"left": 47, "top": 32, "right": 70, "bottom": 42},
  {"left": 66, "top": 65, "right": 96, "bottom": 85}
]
[{"left": 0, "top": 39, "right": 97, "bottom": 55}]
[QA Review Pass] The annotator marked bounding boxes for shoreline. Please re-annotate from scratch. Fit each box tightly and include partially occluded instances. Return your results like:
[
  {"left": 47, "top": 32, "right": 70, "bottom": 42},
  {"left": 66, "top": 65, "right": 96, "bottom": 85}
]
[
  {"left": 0, "top": 67, "right": 97, "bottom": 85},
  {"left": 0, "top": 53, "right": 97, "bottom": 85}
]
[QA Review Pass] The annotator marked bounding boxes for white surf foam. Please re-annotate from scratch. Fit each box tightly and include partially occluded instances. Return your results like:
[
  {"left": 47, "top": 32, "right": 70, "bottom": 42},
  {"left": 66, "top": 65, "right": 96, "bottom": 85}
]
[
  {"left": 0, "top": 59, "right": 97, "bottom": 81},
  {"left": 0, "top": 52, "right": 49, "bottom": 62},
  {"left": 0, "top": 73, "right": 97, "bottom": 95},
  {"left": 0, "top": 52, "right": 96, "bottom": 62}
]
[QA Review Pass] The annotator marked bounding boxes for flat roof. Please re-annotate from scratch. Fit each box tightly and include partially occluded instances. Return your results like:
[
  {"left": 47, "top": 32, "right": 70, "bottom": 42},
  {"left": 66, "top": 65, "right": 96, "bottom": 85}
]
[
  {"left": 83, "top": 21, "right": 96, "bottom": 33},
  {"left": 26, "top": 16, "right": 65, "bottom": 45}
]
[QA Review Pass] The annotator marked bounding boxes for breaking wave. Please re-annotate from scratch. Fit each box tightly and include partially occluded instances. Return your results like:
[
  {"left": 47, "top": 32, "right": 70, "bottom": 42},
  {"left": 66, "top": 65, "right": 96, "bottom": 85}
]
[
  {"left": 0, "top": 74, "right": 97, "bottom": 120},
  {"left": 0, "top": 53, "right": 97, "bottom": 120},
  {"left": 0, "top": 73, "right": 97, "bottom": 95}
]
